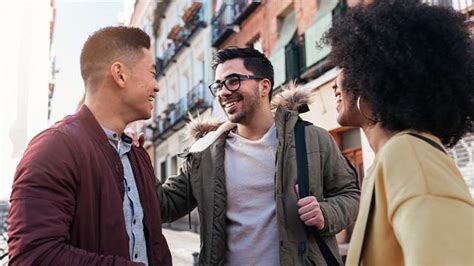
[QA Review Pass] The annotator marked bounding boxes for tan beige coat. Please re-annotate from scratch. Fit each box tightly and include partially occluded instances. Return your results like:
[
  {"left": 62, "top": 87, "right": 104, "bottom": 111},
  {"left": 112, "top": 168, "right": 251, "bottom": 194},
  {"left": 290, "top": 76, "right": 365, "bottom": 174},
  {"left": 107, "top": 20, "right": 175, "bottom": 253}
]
[{"left": 347, "top": 131, "right": 474, "bottom": 266}]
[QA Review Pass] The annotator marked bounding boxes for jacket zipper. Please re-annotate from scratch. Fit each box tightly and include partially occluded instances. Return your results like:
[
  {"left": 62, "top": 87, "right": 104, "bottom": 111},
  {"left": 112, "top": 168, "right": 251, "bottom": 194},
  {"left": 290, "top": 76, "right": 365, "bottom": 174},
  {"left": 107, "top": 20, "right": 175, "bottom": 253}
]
[
  {"left": 280, "top": 112, "right": 291, "bottom": 229},
  {"left": 186, "top": 154, "right": 193, "bottom": 230},
  {"left": 281, "top": 113, "right": 291, "bottom": 194}
]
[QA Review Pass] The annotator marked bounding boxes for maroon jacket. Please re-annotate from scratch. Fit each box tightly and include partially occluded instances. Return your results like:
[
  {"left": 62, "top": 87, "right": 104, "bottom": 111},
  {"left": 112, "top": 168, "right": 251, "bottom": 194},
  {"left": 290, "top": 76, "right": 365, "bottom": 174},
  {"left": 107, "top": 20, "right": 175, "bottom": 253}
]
[{"left": 8, "top": 105, "right": 172, "bottom": 265}]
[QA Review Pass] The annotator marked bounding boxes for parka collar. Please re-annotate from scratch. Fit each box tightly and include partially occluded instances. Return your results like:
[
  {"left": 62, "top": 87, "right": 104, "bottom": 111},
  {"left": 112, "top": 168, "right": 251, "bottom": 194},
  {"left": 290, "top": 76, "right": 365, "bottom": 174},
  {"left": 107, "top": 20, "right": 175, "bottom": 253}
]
[{"left": 186, "top": 82, "right": 316, "bottom": 153}]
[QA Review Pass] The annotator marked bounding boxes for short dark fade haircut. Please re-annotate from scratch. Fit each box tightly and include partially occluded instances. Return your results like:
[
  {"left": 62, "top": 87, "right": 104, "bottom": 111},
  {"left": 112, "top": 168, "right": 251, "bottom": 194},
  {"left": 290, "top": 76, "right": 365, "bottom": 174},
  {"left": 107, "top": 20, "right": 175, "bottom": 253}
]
[
  {"left": 80, "top": 26, "right": 151, "bottom": 89},
  {"left": 326, "top": 0, "right": 474, "bottom": 148},
  {"left": 211, "top": 47, "right": 274, "bottom": 100}
]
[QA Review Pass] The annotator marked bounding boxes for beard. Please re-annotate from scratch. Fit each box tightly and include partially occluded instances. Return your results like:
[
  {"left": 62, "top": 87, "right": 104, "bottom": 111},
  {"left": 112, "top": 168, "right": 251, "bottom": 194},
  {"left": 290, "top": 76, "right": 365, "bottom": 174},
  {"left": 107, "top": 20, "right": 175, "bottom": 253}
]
[{"left": 223, "top": 87, "right": 260, "bottom": 124}]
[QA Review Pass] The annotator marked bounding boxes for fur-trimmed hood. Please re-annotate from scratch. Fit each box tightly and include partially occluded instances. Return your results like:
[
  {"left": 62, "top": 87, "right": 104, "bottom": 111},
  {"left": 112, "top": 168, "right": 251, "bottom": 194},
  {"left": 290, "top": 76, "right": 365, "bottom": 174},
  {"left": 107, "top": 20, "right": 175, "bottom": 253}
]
[{"left": 186, "top": 82, "right": 315, "bottom": 152}]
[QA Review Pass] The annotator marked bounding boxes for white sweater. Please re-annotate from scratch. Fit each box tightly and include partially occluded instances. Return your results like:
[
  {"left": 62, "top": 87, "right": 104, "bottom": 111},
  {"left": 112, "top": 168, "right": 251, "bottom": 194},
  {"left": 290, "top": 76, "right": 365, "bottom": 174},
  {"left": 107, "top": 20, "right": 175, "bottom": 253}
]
[{"left": 224, "top": 123, "right": 279, "bottom": 266}]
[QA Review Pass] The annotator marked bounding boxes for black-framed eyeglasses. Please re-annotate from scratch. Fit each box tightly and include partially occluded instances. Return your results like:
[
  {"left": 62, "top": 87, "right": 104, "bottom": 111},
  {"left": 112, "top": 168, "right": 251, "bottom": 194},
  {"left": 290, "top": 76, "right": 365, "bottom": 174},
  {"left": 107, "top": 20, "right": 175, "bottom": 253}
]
[{"left": 208, "top": 73, "right": 264, "bottom": 97}]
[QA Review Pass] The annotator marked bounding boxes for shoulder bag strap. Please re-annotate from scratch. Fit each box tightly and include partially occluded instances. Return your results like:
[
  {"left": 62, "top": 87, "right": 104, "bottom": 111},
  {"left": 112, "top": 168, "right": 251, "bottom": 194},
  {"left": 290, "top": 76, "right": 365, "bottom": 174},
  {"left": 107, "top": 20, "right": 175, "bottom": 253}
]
[
  {"left": 407, "top": 133, "right": 447, "bottom": 154},
  {"left": 295, "top": 120, "right": 340, "bottom": 266}
]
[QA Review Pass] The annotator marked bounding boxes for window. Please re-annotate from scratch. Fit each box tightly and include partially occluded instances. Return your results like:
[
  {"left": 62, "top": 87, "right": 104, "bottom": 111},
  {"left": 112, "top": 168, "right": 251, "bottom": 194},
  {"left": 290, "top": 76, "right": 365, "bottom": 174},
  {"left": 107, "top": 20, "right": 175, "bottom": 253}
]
[
  {"left": 304, "top": 0, "right": 339, "bottom": 70},
  {"left": 160, "top": 160, "right": 167, "bottom": 183},
  {"left": 285, "top": 33, "right": 305, "bottom": 81},
  {"left": 270, "top": 11, "right": 297, "bottom": 87},
  {"left": 170, "top": 155, "right": 178, "bottom": 176}
]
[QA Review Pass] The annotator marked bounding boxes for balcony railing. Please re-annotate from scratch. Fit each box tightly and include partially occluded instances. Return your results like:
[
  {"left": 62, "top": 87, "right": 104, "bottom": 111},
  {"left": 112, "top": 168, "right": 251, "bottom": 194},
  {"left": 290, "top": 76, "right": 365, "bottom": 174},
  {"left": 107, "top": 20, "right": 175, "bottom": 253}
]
[
  {"left": 183, "top": 2, "right": 206, "bottom": 33},
  {"left": 162, "top": 42, "right": 176, "bottom": 69},
  {"left": 156, "top": 4, "right": 206, "bottom": 77},
  {"left": 300, "top": 0, "right": 345, "bottom": 81},
  {"left": 155, "top": 57, "right": 165, "bottom": 77},
  {"left": 233, "top": 0, "right": 261, "bottom": 25},
  {"left": 211, "top": 1, "right": 261, "bottom": 47},
  {"left": 187, "top": 81, "right": 208, "bottom": 113},
  {"left": 152, "top": 81, "right": 210, "bottom": 142},
  {"left": 0, "top": 202, "right": 9, "bottom": 265},
  {"left": 211, "top": 4, "right": 235, "bottom": 47}
]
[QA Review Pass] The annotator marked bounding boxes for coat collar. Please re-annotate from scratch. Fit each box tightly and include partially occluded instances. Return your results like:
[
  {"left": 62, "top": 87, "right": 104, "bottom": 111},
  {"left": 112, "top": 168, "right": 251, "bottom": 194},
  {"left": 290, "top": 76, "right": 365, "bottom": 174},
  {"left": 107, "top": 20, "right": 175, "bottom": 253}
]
[
  {"left": 274, "top": 106, "right": 300, "bottom": 137},
  {"left": 76, "top": 104, "right": 112, "bottom": 146},
  {"left": 186, "top": 82, "right": 315, "bottom": 153}
]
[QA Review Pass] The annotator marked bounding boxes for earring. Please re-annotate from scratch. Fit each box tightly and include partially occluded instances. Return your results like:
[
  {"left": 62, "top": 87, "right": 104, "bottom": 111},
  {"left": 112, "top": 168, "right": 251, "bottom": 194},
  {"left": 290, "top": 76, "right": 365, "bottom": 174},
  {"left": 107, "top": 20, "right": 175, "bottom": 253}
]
[
  {"left": 357, "top": 96, "right": 377, "bottom": 125},
  {"left": 357, "top": 96, "right": 362, "bottom": 114}
]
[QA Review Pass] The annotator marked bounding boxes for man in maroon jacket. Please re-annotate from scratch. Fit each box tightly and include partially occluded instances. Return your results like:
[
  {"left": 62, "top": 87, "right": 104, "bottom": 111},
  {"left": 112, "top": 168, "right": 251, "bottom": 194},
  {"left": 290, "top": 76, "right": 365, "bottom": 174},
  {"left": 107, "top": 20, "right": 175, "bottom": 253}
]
[{"left": 7, "top": 26, "right": 171, "bottom": 265}]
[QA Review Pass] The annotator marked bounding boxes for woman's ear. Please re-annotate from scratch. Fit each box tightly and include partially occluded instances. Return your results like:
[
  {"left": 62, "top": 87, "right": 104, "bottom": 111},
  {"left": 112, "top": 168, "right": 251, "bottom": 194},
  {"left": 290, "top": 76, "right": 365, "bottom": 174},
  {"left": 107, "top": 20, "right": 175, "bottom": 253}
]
[{"left": 357, "top": 96, "right": 378, "bottom": 125}]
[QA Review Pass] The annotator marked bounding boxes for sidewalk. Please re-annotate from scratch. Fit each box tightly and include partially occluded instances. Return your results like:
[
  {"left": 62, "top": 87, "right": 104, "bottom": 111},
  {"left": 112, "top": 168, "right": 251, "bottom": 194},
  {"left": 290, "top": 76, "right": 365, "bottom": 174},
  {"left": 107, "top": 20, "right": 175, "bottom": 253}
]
[{"left": 162, "top": 228, "right": 200, "bottom": 266}]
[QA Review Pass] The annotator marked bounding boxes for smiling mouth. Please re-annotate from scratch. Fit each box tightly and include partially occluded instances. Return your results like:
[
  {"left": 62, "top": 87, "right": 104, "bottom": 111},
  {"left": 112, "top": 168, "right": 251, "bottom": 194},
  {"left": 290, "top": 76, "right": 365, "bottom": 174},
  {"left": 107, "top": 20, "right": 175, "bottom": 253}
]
[
  {"left": 222, "top": 97, "right": 240, "bottom": 107},
  {"left": 221, "top": 98, "right": 241, "bottom": 113},
  {"left": 225, "top": 101, "right": 237, "bottom": 108}
]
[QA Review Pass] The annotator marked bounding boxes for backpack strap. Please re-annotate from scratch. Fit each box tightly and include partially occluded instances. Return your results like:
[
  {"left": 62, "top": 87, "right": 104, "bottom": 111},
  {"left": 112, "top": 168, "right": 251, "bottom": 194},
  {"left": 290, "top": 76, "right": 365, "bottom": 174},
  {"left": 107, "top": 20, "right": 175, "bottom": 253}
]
[
  {"left": 295, "top": 120, "right": 340, "bottom": 266},
  {"left": 407, "top": 133, "right": 447, "bottom": 154}
]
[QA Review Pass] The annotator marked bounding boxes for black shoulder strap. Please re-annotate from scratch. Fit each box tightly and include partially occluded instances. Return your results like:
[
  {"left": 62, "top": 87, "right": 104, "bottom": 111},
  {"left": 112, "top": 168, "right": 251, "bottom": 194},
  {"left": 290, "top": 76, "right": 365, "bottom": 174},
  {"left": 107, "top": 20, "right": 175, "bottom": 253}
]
[
  {"left": 295, "top": 120, "right": 311, "bottom": 198},
  {"left": 407, "top": 133, "right": 447, "bottom": 154},
  {"left": 295, "top": 120, "right": 340, "bottom": 266}
]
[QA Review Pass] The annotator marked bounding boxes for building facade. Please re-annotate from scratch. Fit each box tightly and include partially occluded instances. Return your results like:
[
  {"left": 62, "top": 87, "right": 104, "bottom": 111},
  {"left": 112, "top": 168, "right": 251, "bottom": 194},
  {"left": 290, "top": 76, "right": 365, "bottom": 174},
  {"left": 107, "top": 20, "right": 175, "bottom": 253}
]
[
  {"left": 152, "top": 1, "right": 213, "bottom": 189},
  {"left": 129, "top": 0, "right": 474, "bottom": 257},
  {"left": 125, "top": 0, "right": 160, "bottom": 161},
  {"left": 129, "top": 0, "right": 215, "bottom": 230},
  {"left": 0, "top": 0, "right": 56, "bottom": 262}
]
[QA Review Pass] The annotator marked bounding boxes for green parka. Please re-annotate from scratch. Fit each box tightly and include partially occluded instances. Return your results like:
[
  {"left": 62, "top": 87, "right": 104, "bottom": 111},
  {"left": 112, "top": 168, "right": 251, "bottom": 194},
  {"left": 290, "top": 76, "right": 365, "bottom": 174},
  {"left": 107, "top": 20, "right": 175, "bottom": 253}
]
[{"left": 156, "top": 87, "right": 360, "bottom": 265}]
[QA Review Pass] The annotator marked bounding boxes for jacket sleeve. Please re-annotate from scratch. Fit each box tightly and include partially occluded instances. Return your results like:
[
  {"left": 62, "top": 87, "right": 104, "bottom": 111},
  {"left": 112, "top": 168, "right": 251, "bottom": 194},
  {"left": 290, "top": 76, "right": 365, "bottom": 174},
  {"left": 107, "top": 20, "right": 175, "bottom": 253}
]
[
  {"left": 392, "top": 195, "right": 472, "bottom": 265},
  {"left": 8, "top": 130, "right": 140, "bottom": 266},
  {"left": 156, "top": 160, "right": 197, "bottom": 223},
  {"left": 316, "top": 129, "right": 361, "bottom": 236}
]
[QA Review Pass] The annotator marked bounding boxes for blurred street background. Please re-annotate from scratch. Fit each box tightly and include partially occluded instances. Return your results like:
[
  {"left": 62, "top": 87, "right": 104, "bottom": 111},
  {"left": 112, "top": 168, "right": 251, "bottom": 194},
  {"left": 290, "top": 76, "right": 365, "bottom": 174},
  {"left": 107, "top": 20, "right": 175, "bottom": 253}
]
[
  {"left": 0, "top": 0, "right": 473, "bottom": 265},
  {"left": 163, "top": 228, "right": 200, "bottom": 265}
]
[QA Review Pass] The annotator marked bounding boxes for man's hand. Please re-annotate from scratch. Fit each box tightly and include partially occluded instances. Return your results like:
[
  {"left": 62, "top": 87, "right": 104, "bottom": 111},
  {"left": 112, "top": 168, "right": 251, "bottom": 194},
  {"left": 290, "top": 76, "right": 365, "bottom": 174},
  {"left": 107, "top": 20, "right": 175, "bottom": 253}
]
[
  {"left": 124, "top": 127, "right": 145, "bottom": 147},
  {"left": 296, "top": 184, "right": 325, "bottom": 230}
]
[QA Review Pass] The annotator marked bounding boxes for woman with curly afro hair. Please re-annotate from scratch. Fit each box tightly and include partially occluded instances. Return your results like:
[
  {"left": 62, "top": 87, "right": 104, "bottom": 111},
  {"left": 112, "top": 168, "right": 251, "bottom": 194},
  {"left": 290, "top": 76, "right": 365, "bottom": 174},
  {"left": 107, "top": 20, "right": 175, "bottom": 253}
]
[{"left": 325, "top": 0, "right": 473, "bottom": 265}]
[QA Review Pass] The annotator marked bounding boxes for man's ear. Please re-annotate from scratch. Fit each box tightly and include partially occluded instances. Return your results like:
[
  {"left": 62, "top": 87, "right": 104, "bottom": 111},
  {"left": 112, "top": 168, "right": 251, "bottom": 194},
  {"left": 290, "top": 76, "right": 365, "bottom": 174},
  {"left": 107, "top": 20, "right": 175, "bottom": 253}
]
[
  {"left": 260, "top": 79, "right": 272, "bottom": 98},
  {"left": 111, "top": 62, "right": 126, "bottom": 88}
]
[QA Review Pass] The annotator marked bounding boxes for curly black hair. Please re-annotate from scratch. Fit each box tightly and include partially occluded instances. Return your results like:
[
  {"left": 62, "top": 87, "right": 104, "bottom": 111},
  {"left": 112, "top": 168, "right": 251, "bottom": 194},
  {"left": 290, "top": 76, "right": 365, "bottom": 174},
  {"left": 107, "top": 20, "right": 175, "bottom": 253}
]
[{"left": 326, "top": 0, "right": 473, "bottom": 147}]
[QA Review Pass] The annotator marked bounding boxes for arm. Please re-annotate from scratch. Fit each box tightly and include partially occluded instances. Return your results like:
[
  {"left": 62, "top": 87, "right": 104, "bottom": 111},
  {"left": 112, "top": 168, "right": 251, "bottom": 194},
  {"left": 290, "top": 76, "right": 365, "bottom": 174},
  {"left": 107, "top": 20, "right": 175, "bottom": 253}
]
[
  {"left": 392, "top": 195, "right": 473, "bottom": 265},
  {"left": 155, "top": 161, "right": 197, "bottom": 223},
  {"left": 8, "top": 130, "right": 140, "bottom": 266},
  {"left": 125, "top": 127, "right": 197, "bottom": 222},
  {"left": 318, "top": 130, "right": 361, "bottom": 236}
]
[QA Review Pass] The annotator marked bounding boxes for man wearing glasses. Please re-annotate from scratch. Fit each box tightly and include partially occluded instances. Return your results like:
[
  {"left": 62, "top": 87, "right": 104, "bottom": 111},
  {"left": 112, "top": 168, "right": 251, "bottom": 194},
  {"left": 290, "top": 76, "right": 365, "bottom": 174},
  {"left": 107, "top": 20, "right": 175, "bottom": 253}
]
[{"left": 156, "top": 47, "right": 360, "bottom": 265}]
